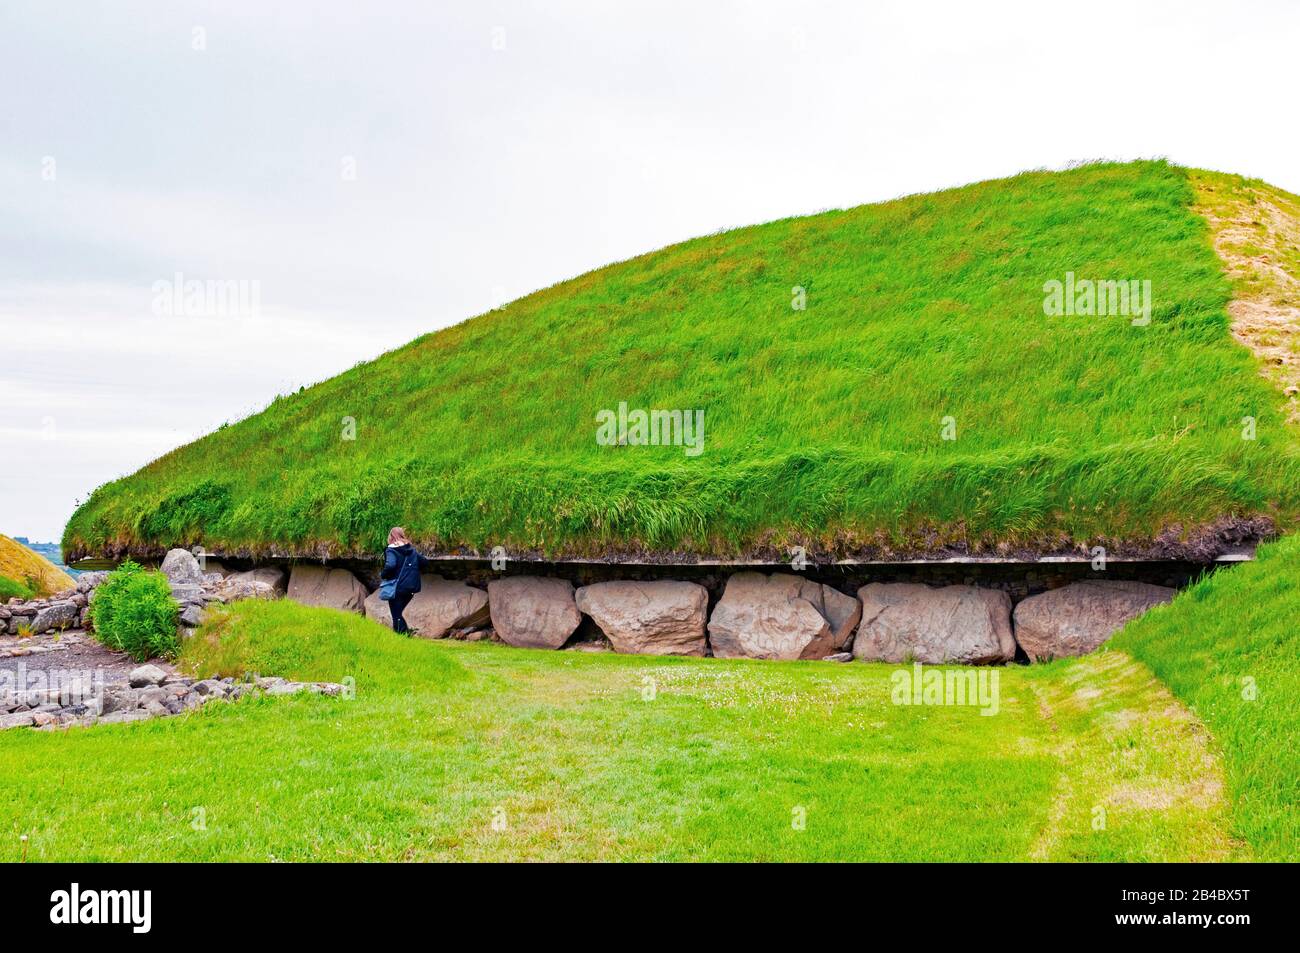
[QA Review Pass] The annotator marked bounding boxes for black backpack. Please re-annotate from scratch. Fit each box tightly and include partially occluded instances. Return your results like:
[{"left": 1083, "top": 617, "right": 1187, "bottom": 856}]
[
  {"left": 394, "top": 549, "right": 422, "bottom": 595},
  {"left": 379, "top": 548, "right": 422, "bottom": 600}
]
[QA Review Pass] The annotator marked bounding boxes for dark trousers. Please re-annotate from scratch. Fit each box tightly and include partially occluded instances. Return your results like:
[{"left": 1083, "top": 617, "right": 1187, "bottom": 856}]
[{"left": 389, "top": 591, "right": 414, "bottom": 634}]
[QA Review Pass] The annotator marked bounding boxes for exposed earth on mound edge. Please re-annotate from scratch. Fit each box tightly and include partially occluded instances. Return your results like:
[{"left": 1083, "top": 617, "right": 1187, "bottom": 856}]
[{"left": 67, "top": 514, "right": 1273, "bottom": 568}]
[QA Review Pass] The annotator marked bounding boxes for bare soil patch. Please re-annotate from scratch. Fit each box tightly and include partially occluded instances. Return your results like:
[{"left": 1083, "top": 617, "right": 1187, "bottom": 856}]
[
  {"left": 0, "top": 629, "right": 173, "bottom": 688},
  {"left": 1194, "top": 171, "right": 1300, "bottom": 422}
]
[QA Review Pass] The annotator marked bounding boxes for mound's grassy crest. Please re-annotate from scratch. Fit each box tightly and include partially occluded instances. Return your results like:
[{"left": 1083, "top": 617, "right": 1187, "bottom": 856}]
[{"left": 63, "top": 161, "right": 1300, "bottom": 560}]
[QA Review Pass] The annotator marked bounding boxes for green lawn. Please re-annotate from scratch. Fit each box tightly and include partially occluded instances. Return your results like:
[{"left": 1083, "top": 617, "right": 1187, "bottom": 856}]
[
  {"left": 63, "top": 160, "right": 1300, "bottom": 562},
  {"left": 0, "top": 600, "right": 1241, "bottom": 861},
  {"left": 1114, "top": 533, "right": 1300, "bottom": 861}
]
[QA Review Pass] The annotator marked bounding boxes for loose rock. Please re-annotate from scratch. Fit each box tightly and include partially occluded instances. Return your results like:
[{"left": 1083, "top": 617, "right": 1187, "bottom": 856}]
[
  {"left": 226, "top": 567, "right": 288, "bottom": 594},
  {"left": 211, "top": 578, "right": 278, "bottom": 604},
  {"left": 29, "top": 601, "right": 79, "bottom": 635},
  {"left": 160, "top": 548, "right": 203, "bottom": 585},
  {"left": 179, "top": 604, "right": 207, "bottom": 628},
  {"left": 128, "top": 664, "right": 168, "bottom": 687}
]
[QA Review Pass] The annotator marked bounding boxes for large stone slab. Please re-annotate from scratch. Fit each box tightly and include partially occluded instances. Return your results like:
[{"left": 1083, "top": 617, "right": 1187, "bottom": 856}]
[
  {"left": 363, "top": 575, "right": 489, "bottom": 638},
  {"left": 854, "top": 583, "right": 1015, "bottom": 665},
  {"left": 286, "top": 565, "right": 367, "bottom": 614},
  {"left": 211, "top": 578, "right": 279, "bottom": 604},
  {"left": 1013, "top": 580, "right": 1175, "bottom": 661},
  {"left": 487, "top": 577, "right": 581, "bottom": 649},
  {"left": 575, "top": 580, "right": 708, "bottom": 656},
  {"left": 227, "top": 567, "right": 288, "bottom": 594},
  {"left": 707, "top": 573, "right": 860, "bottom": 660}
]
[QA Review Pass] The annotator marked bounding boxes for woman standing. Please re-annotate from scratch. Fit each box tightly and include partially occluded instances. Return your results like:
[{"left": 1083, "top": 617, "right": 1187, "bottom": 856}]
[{"left": 380, "top": 526, "right": 429, "bottom": 635}]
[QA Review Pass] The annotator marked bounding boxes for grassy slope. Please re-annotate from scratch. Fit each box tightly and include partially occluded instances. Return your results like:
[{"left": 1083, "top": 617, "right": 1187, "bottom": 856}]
[
  {"left": 0, "top": 600, "right": 1238, "bottom": 861},
  {"left": 0, "top": 576, "right": 34, "bottom": 601},
  {"left": 63, "top": 160, "right": 1299, "bottom": 560},
  {"left": 1114, "top": 534, "right": 1300, "bottom": 861},
  {"left": 0, "top": 534, "right": 73, "bottom": 597}
]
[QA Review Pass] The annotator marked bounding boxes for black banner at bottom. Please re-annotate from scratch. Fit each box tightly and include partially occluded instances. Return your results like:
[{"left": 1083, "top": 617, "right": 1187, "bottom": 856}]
[{"left": 1, "top": 862, "right": 1285, "bottom": 939}]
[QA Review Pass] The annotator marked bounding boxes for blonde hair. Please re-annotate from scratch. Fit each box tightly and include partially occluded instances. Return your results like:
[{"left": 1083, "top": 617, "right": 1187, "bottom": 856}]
[{"left": 387, "top": 526, "right": 410, "bottom": 546}]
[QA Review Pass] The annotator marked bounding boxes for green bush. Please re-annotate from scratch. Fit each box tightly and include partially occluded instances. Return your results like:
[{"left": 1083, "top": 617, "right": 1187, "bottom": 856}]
[
  {"left": 89, "top": 561, "right": 179, "bottom": 661},
  {"left": 0, "top": 574, "right": 35, "bottom": 601}
]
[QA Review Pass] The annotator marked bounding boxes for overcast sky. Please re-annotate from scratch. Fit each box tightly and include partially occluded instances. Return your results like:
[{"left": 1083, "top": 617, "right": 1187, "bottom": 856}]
[{"left": 2, "top": 0, "right": 1298, "bottom": 543}]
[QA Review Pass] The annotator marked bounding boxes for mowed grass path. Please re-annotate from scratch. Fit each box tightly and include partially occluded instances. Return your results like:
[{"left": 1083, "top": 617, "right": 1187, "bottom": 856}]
[
  {"left": 0, "top": 602, "right": 1238, "bottom": 862},
  {"left": 1115, "top": 533, "right": 1300, "bottom": 861}
]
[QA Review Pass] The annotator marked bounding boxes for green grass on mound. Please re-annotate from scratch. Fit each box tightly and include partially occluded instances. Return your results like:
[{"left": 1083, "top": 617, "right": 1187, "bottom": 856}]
[
  {"left": 1114, "top": 534, "right": 1300, "bottom": 861},
  {"left": 0, "top": 574, "right": 35, "bottom": 601},
  {"left": 63, "top": 160, "right": 1300, "bottom": 560},
  {"left": 0, "top": 534, "right": 73, "bottom": 596},
  {"left": 0, "top": 599, "right": 1240, "bottom": 861}
]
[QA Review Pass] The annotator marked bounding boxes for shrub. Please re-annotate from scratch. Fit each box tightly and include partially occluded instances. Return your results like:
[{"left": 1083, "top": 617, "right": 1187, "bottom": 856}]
[
  {"left": 0, "top": 574, "right": 34, "bottom": 601},
  {"left": 90, "top": 561, "right": 179, "bottom": 661}
]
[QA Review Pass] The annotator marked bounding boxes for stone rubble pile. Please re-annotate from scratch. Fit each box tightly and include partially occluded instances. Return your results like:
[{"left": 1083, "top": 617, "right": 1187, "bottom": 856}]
[
  {"left": 0, "top": 662, "right": 346, "bottom": 732},
  {"left": 1, "top": 552, "right": 341, "bottom": 733},
  {"left": 1, "top": 571, "right": 105, "bottom": 636},
  {"left": 160, "top": 550, "right": 286, "bottom": 639},
  {"left": 1, "top": 551, "right": 285, "bottom": 643}
]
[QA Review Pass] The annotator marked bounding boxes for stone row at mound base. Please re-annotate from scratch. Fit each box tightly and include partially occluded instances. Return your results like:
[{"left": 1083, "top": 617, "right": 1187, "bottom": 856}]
[
  {"left": 266, "top": 559, "right": 1175, "bottom": 664},
  {"left": 7, "top": 552, "right": 1178, "bottom": 664}
]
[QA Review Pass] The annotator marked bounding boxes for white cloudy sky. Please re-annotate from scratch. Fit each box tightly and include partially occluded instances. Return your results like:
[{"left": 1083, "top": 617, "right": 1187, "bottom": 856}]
[{"left": 2, "top": 0, "right": 1298, "bottom": 542}]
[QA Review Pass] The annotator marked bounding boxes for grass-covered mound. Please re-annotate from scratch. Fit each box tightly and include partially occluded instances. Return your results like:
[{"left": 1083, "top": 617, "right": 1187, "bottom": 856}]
[
  {"left": 0, "top": 533, "right": 73, "bottom": 596},
  {"left": 0, "top": 599, "right": 1238, "bottom": 861},
  {"left": 63, "top": 160, "right": 1300, "bottom": 561},
  {"left": 1114, "top": 533, "right": 1300, "bottom": 861}
]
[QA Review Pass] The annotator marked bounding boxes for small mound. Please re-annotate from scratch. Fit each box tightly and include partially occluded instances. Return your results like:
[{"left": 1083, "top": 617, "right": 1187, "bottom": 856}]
[
  {"left": 0, "top": 534, "right": 74, "bottom": 597},
  {"left": 181, "top": 598, "right": 467, "bottom": 692}
]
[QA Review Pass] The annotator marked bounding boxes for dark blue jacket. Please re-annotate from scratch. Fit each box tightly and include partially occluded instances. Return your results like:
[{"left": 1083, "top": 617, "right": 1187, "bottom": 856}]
[{"left": 381, "top": 543, "right": 429, "bottom": 595}]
